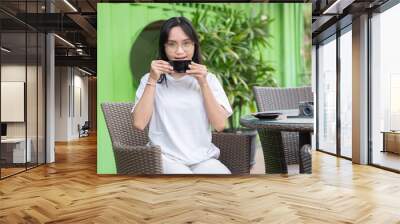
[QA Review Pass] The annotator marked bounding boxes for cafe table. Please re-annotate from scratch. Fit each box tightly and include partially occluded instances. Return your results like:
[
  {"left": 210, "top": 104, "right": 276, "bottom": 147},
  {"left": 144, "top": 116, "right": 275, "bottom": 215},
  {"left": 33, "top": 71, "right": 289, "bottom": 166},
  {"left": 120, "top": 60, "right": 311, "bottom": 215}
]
[{"left": 240, "top": 114, "right": 314, "bottom": 174}]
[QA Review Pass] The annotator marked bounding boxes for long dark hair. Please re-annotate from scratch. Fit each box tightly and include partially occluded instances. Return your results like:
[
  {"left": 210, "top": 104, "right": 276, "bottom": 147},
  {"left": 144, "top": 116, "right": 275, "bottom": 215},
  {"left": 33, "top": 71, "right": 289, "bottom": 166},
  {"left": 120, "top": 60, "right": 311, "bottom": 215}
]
[{"left": 157, "top": 16, "right": 202, "bottom": 85}]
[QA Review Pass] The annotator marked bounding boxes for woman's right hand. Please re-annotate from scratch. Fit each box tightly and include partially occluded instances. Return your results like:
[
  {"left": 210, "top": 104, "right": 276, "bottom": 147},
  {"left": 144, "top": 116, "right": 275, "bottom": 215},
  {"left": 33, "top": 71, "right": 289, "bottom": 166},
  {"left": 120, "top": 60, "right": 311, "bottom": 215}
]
[{"left": 149, "top": 60, "right": 174, "bottom": 82}]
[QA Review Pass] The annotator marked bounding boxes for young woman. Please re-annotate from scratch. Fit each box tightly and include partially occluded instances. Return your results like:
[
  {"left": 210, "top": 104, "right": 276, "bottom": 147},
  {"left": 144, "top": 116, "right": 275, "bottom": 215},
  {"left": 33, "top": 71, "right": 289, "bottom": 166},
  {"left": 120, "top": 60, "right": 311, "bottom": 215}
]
[{"left": 132, "top": 17, "right": 232, "bottom": 174}]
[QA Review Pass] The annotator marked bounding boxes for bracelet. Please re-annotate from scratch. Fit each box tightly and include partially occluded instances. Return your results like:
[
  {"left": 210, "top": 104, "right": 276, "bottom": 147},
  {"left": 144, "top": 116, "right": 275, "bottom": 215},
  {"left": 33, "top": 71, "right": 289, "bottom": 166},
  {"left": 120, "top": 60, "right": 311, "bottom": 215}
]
[{"left": 146, "top": 81, "right": 156, "bottom": 87}]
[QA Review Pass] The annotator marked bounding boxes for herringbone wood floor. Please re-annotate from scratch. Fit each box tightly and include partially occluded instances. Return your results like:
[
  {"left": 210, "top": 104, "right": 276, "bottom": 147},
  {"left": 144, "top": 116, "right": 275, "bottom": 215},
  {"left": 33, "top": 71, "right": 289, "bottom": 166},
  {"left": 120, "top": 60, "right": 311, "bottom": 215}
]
[{"left": 1, "top": 135, "right": 400, "bottom": 224}]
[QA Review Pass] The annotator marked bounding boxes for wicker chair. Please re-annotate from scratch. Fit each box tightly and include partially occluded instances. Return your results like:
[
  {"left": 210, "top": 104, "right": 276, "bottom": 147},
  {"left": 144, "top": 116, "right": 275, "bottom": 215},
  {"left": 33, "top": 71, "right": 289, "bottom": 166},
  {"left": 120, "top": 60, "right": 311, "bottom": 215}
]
[
  {"left": 253, "top": 86, "right": 313, "bottom": 166},
  {"left": 101, "top": 102, "right": 251, "bottom": 175}
]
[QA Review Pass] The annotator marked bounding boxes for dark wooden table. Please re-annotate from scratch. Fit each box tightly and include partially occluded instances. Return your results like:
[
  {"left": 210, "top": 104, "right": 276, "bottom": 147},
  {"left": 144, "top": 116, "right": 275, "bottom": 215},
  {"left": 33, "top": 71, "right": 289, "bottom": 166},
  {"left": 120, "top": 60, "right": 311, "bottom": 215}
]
[{"left": 240, "top": 114, "right": 314, "bottom": 174}]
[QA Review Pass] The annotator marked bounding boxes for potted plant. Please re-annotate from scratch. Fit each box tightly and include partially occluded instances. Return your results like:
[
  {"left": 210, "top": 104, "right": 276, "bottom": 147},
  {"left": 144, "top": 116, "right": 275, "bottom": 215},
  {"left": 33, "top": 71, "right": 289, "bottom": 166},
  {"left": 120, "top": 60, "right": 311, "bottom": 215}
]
[{"left": 192, "top": 6, "right": 277, "bottom": 171}]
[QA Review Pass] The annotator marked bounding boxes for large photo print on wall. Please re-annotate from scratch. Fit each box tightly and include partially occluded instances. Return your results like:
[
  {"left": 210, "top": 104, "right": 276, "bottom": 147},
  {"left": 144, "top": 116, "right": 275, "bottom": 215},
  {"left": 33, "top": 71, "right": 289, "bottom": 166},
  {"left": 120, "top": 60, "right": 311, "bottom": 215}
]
[{"left": 98, "top": 3, "right": 312, "bottom": 175}]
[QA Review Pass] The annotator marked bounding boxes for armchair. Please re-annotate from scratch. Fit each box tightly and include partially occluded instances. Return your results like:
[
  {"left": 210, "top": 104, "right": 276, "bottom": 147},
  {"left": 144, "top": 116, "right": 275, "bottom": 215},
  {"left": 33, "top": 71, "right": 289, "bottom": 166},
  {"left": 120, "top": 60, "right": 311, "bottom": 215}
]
[{"left": 101, "top": 103, "right": 251, "bottom": 174}]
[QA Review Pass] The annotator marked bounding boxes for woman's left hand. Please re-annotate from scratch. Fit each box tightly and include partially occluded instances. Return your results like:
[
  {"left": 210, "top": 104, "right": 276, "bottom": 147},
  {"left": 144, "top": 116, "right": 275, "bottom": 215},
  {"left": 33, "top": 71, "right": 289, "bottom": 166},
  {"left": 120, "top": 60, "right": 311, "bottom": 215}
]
[{"left": 187, "top": 62, "right": 208, "bottom": 86}]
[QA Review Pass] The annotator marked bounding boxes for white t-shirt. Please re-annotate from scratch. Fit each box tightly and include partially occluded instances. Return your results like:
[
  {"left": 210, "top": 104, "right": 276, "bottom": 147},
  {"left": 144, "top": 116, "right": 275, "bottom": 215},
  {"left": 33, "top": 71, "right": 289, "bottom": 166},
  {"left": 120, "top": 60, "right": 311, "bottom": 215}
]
[{"left": 132, "top": 73, "right": 233, "bottom": 165}]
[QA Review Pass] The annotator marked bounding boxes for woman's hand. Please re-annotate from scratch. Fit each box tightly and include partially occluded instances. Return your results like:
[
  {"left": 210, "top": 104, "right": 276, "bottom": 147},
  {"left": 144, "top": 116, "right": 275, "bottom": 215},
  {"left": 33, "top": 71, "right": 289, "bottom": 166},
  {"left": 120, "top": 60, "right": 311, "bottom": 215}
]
[
  {"left": 149, "top": 60, "right": 173, "bottom": 82},
  {"left": 187, "top": 62, "right": 208, "bottom": 86}
]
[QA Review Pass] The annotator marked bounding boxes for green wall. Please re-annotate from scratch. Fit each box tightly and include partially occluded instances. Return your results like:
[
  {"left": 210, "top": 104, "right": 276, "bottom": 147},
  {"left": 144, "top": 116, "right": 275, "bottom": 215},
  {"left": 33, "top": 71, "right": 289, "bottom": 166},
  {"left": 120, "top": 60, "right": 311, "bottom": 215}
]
[
  {"left": 264, "top": 4, "right": 307, "bottom": 87},
  {"left": 227, "top": 3, "right": 310, "bottom": 86},
  {"left": 97, "top": 3, "right": 310, "bottom": 174},
  {"left": 131, "top": 29, "right": 160, "bottom": 82},
  {"left": 98, "top": 3, "right": 197, "bottom": 174}
]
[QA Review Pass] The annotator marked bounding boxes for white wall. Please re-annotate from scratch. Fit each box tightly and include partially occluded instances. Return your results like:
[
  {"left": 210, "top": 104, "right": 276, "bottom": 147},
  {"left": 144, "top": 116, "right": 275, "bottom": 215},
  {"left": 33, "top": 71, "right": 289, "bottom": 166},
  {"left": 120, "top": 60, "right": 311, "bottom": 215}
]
[
  {"left": 72, "top": 73, "right": 89, "bottom": 138},
  {"left": 1, "top": 82, "right": 25, "bottom": 122},
  {"left": 1, "top": 63, "right": 46, "bottom": 163},
  {"left": 55, "top": 67, "right": 69, "bottom": 141},
  {"left": 55, "top": 67, "right": 89, "bottom": 141},
  {"left": 1, "top": 65, "right": 40, "bottom": 137},
  {"left": 1, "top": 66, "right": 26, "bottom": 131}
]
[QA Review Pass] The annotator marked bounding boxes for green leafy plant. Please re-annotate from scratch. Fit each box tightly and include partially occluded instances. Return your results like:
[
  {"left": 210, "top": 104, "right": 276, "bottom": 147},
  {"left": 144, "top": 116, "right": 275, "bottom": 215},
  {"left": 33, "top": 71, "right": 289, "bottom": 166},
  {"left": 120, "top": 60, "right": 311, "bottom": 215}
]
[{"left": 192, "top": 6, "right": 277, "bottom": 129}]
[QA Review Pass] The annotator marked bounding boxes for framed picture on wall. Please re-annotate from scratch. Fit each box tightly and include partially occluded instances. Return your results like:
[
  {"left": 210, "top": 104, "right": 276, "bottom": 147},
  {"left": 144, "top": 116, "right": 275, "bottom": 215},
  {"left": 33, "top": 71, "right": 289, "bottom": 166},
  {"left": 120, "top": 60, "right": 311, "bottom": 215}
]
[{"left": 1, "top": 81, "right": 25, "bottom": 122}]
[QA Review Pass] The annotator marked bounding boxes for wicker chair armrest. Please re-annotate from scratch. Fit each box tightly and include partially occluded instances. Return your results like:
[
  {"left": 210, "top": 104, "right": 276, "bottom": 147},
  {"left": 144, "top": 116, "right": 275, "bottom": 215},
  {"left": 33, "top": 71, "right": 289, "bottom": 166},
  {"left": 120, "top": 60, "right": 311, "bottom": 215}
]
[
  {"left": 212, "top": 132, "right": 252, "bottom": 174},
  {"left": 112, "top": 143, "right": 163, "bottom": 175}
]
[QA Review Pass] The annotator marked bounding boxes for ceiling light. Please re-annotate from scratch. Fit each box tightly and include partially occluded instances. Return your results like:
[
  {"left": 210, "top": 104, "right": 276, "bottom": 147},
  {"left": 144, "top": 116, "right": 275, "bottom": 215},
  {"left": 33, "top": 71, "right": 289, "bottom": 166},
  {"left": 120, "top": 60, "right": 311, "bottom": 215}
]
[
  {"left": 76, "top": 48, "right": 85, "bottom": 55},
  {"left": 54, "top": 34, "right": 75, "bottom": 48},
  {"left": 1, "top": 47, "right": 11, "bottom": 53},
  {"left": 322, "top": 0, "right": 354, "bottom": 15},
  {"left": 78, "top": 67, "right": 93, "bottom": 76},
  {"left": 63, "top": 0, "right": 78, "bottom": 12}
]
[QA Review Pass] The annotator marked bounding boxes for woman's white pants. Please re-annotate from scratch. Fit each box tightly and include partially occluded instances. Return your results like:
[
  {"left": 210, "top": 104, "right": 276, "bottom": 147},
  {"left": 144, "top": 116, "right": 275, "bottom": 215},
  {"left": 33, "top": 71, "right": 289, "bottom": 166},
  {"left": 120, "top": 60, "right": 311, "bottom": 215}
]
[{"left": 162, "top": 155, "right": 231, "bottom": 174}]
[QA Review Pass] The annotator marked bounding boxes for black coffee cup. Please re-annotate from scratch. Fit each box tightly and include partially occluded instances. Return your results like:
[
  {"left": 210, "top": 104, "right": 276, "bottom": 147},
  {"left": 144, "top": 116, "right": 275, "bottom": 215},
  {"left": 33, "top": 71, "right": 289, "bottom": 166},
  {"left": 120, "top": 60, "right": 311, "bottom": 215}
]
[{"left": 169, "top": 60, "right": 191, "bottom": 73}]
